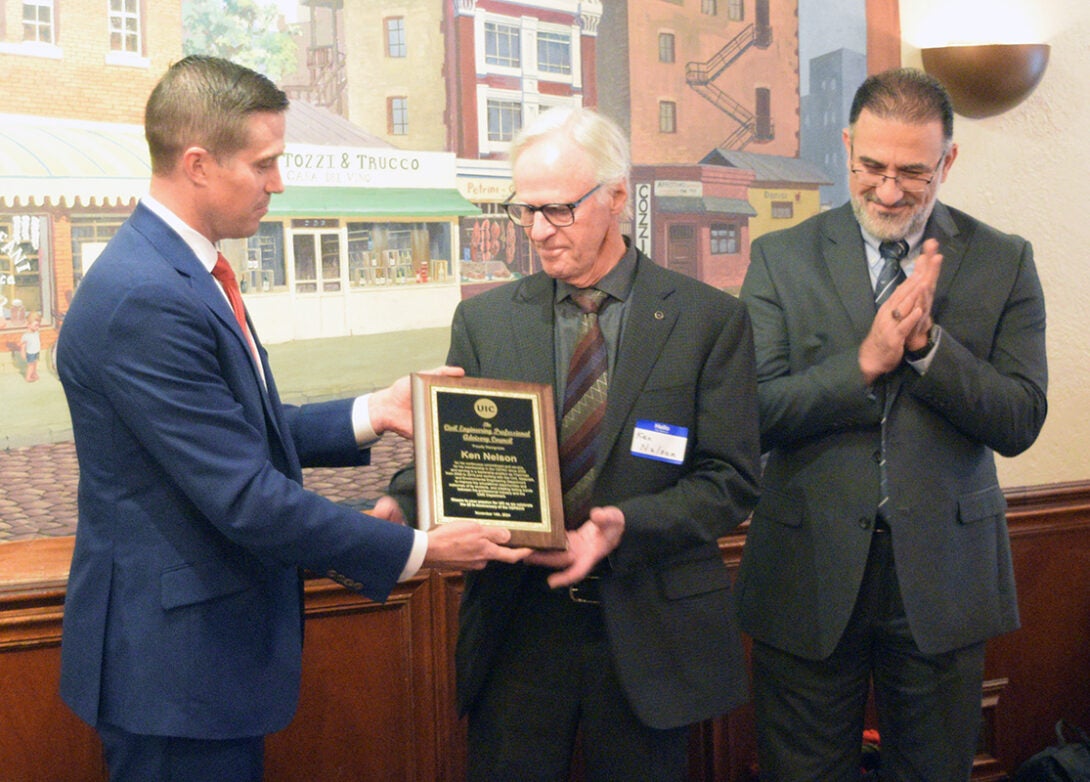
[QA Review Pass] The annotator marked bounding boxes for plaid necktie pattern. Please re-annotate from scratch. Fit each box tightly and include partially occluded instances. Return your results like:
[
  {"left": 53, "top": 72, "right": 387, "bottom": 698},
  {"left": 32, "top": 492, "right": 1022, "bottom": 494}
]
[
  {"left": 559, "top": 289, "right": 608, "bottom": 528},
  {"left": 212, "top": 253, "right": 261, "bottom": 368},
  {"left": 875, "top": 239, "right": 909, "bottom": 308}
]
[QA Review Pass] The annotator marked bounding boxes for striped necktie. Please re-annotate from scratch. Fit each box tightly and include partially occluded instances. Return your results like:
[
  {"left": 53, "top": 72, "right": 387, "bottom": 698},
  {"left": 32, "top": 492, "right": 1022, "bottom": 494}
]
[
  {"left": 875, "top": 240, "right": 909, "bottom": 308},
  {"left": 559, "top": 288, "right": 608, "bottom": 529}
]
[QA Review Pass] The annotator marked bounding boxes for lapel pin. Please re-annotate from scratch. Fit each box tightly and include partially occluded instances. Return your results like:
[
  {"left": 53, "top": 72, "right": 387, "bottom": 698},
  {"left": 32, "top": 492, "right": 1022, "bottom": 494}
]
[{"left": 654, "top": 310, "right": 665, "bottom": 320}]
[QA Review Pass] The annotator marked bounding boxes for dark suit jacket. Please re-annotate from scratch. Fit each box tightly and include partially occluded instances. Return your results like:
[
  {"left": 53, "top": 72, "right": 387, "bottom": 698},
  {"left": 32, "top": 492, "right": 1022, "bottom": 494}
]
[
  {"left": 56, "top": 203, "right": 415, "bottom": 739},
  {"left": 736, "top": 201, "right": 1047, "bottom": 659},
  {"left": 394, "top": 248, "right": 761, "bottom": 730}
]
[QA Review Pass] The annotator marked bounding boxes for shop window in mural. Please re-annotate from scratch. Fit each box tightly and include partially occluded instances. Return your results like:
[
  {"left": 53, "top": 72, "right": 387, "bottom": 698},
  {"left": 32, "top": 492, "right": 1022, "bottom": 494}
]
[
  {"left": 70, "top": 217, "right": 124, "bottom": 291},
  {"left": 460, "top": 206, "right": 529, "bottom": 284},
  {"left": 243, "top": 222, "right": 286, "bottom": 293},
  {"left": 1, "top": 216, "right": 47, "bottom": 330}
]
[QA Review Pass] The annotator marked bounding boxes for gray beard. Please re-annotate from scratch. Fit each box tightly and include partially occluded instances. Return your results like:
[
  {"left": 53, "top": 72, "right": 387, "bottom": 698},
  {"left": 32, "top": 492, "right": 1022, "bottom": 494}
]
[{"left": 850, "top": 194, "right": 933, "bottom": 242}]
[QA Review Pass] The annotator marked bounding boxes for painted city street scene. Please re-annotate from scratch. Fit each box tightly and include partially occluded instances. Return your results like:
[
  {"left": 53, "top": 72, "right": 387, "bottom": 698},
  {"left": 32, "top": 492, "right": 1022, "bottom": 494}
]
[{"left": 0, "top": 0, "right": 890, "bottom": 538}]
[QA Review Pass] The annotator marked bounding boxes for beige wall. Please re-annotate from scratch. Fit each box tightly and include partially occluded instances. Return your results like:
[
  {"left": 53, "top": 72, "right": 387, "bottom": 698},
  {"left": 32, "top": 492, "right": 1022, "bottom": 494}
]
[
  {"left": 899, "top": 0, "right": 1090, "bottom": 488},
  {"left": 344, "top": 0, "right": 447, "bottom": 150}
]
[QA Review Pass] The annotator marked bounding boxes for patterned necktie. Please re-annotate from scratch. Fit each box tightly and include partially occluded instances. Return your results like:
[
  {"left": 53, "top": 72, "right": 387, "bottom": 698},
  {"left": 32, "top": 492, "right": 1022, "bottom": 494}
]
[
  {"left": 874, "top": 240, "right": 908, "bottom": 520},
  {"left": 211, "top": 253, "right": 261, "bottom": 368},
  {"left": 559, "top": 289, "right": 608, "bottom": 529},
  {"left": 875, "top": 240, "right": 909, "bottom": 308}
]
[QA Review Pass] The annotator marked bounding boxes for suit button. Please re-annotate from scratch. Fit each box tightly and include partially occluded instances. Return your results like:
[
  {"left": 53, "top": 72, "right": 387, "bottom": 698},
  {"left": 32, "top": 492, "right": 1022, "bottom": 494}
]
[
  {"left": 858, "top": 517, "right": 871, "bottom": 530},
  {"left": 872, "top": 450, "right": 882, "bottom": 464}
]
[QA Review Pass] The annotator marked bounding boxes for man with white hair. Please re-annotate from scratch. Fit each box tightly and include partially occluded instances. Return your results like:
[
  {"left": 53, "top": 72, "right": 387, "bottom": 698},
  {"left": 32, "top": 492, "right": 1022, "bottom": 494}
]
[{"left": 389, "top": 106, "right": 762, "bottom": 780}]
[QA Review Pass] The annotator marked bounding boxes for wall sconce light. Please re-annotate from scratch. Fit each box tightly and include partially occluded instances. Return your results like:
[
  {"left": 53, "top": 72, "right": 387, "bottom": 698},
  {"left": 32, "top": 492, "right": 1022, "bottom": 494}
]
[{"left": 920, "top": 43, "right": 1051, "bottom": 119}]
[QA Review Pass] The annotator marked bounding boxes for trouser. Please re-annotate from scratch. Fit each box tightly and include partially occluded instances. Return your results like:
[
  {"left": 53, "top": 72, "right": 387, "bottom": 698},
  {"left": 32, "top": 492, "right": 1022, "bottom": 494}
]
[
  {"left": 98, "top": 721, "right": 264, "bottom": 782},
  {"left": 467, "top": 574, "right": 689, "bottom": 782},
  {"left": 751, "top": 529, "right": 986, "bottom": 781}
]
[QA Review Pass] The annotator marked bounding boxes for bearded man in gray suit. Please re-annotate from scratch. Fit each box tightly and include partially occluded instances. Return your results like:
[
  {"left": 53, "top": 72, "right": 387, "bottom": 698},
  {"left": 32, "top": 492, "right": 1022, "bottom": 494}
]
[
  {"left": 736, "top": 68, "right": 1048, "bottom": 780},
  {"left": 388, "top": 106, "right": 761, "bottom": 781}
]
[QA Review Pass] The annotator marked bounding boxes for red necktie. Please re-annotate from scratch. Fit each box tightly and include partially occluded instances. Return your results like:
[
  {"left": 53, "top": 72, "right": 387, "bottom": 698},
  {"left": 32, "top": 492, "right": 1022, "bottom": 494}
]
[{"left": 211, "top": 253, "right": 261, "bottom": 367}]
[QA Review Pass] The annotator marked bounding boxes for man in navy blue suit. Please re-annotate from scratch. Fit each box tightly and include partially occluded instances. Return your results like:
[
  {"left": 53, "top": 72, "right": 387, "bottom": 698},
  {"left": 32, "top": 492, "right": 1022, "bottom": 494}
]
[{"left": 56, "top": 55, "right": 528, "bottom": 781}]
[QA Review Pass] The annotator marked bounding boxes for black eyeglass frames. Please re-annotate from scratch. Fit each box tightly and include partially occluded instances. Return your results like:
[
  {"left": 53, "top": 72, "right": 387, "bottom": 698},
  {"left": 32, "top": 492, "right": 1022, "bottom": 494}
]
[{"left": 501, "top": 183, "right": 603, "bottom": 227}]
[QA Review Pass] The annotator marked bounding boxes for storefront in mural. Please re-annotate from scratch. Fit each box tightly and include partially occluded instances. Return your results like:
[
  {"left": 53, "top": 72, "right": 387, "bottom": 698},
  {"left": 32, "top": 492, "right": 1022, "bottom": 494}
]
[
  {"left": 455, "top": 166, "right": 536, "bottom": 289},
  {"left": 0, "top": 216, "right": 47, "bottom": 330}
]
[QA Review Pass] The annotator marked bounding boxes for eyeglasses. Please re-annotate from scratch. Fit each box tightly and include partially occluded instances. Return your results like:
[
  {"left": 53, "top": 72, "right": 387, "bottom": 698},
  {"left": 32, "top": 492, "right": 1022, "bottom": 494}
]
[
  {"left": 502, "top": 184, "right": 602, "bottom": 228},
  {"left": 850, "top": 153, "right": 945, "bottom": 194}
]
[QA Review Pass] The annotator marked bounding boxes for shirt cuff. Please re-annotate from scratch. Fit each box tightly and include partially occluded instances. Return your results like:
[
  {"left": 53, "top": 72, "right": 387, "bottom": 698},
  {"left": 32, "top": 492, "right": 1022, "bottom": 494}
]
[
  {"left": 351, "top": 393, "right": 380, "bottom": 447},
  {"left": 906, "top": 327, "right": 942, "bottom": 374},
  {"left": 397, "top": 529, "right": 429, "bottom": 582}
]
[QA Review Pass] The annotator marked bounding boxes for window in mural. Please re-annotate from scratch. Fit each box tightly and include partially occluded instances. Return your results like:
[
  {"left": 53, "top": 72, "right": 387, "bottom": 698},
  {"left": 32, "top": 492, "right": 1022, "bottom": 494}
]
[
  {"left": 108, "top": 0, "right": 141, "bottom": 54},
  {"left": 537, "top": 30, "right": 571, "bottom": 75},
  {"left": 1, "top": 215, "right": 48, "bottom": 329},
  {"left": 70, "top": 216, "right": 124, "bottom": 290},
  {"left": 659, "top": 101, "right": 677, "bottom": 133},
  {"left": 388, "top": 96, "right": 408, "bottom": 135},
  {"left": 710, "top": 223, "right": 739, "bottom": 254},
  {"left": 659, "top": 33, "right": 675, "bottom": 64},
  {"left": 346, "top": 221, "right": 451, "bottom": 286},
  {"left": 244, "top": 221, "right": 285, "bottom": 293},
  {"left": 22, "top": 0, "right": 54, "bottom": 44},
  {"left": 487, "top": 98, "right": 522, "bottom": 142},
  {"left": 485, "top": 21, "right": 519, "bottom": 68},
  {"left": 771, "top": 201, "right": 795, "bottom": 219},
  {"left": 385, "top": 16, "right": 406, "bottom": 58}
]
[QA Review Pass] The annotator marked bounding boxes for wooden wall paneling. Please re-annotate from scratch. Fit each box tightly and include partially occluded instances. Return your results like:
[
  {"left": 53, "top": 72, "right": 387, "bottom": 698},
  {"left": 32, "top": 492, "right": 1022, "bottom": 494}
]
[
  {"left": 985, "top": 484, "right": 1090, "bottom": 772},
  {"left": 2, "top": 482, "right": 1090, "bottom": 780},
  {"left": 434, "top": 569, "right": 468, "bottom": 782},
  {"left": 0, "top": 538, "right": 106, "bottom": 782},
  {"left": 265, "top": 574, "right": 440, "bottom": 781}
]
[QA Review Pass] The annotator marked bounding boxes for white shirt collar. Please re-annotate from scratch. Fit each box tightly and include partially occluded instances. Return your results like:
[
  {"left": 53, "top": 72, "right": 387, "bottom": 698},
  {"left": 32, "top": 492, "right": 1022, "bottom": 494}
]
[{"left": 142, "top": 194, "right": 219, "bottom": 273}]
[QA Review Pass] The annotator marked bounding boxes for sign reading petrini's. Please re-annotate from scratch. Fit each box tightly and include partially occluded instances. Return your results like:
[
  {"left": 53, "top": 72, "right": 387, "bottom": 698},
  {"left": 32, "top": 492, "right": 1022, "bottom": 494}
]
[{"left": 280, "top": 143, "right": 460, "bottom": 190}]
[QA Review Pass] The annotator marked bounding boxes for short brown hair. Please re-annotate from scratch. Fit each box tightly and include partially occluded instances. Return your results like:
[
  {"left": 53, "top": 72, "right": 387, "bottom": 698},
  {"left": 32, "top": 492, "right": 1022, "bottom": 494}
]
[{"left": 144, "top": 55, "right": 289, "bottom": 175}]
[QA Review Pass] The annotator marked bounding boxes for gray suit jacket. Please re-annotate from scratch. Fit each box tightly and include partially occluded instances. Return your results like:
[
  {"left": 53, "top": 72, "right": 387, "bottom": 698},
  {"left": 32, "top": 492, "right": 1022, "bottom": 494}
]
[
  {"left": 736, "top": 201, "right": 1047, "bottom": 658},
  {"left": 393, "top": 248, "right": 761, "bottom": 729}
]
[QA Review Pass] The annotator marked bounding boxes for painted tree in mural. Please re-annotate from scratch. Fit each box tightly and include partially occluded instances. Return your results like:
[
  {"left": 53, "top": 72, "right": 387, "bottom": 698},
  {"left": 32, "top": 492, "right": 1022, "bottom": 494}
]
[{"left": 182, "top": 0, "right": 298, "bottom": 81}]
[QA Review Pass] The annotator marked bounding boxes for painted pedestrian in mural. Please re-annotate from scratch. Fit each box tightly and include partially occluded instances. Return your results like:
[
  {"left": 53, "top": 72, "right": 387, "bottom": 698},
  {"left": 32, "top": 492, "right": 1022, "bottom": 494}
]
[{"left": 19, "top": 311, "right": 41, "bottom": 382}]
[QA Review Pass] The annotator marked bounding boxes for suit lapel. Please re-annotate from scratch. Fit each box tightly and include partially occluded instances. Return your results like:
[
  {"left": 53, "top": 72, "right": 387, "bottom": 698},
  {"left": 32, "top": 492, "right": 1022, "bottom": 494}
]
[
  {"left": 821, "top": 204, "right": 875, "bottom": 341},
  {"left": 602, "top": 255, "right": 678, "bottom": 464},
  {"left": 923, "top": 202, "right": 964, "bottom": 322},
  {"left": 510, "top": 273, "right": 558, "bottom": 388},
  {"left": 130, "top": 205, "right": 287, "bottom": 445}
]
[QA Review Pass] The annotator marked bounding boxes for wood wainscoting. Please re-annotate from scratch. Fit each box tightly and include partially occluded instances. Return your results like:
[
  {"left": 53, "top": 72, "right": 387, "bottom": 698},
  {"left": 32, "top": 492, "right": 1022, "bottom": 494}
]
[{"left": 2, "top": 482, "right": 1089, "bottom": 781}]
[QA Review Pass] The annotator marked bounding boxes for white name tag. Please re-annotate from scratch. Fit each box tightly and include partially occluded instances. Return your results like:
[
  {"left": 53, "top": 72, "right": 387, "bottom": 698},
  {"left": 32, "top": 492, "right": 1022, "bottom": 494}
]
[{"left": 630, "top": 420, "right": 688, "bottom": 465}]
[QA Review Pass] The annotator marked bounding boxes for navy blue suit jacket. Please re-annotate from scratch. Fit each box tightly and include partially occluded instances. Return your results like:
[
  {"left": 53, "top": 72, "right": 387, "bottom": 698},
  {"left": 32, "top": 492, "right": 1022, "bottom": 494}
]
[{"left": 57, "top": 203, "right": 415, "bottom": 739}]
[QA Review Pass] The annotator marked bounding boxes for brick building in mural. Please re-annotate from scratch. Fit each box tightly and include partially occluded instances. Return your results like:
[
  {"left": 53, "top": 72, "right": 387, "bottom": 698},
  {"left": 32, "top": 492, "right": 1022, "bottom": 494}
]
[
  {"left": 0, "top": 0, "right": 897, "bottom": 355},
  {"left": 325, "top": 0, "right": 603, "bottom": 292},
  {"left": 598, "top": 0, "right": 800, "bottom": 164},
  {"left": 0, "top": 0, "right": 179, "bottom": 123},
  {"left": 0, "top": 0, "right": 181, "bottom": 356}
]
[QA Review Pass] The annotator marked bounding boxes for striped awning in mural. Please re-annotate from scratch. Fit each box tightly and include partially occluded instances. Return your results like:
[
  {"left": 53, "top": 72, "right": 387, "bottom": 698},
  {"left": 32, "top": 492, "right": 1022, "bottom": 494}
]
[{"left": 0, "top": 114, "right": 150, "bottom": 208}]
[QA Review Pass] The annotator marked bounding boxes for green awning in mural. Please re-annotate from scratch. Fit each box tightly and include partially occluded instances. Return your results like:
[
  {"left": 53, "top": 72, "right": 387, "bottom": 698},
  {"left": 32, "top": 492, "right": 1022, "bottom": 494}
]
[{"left": 267, "top": 187, "right": 481, "bottom": 218}]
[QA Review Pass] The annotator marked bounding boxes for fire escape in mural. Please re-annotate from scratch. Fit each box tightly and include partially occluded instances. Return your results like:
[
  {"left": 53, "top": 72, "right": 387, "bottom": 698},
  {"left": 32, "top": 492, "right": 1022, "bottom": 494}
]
[
  {"left": 685, "top": 8, "right": 774, "bottom": 150},
  {"left": 282, "top": 0, "right": 347, "bottom": 115}
]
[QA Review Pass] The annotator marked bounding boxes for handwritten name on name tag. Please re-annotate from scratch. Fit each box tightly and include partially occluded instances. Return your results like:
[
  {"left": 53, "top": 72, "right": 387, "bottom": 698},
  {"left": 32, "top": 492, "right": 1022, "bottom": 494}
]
[{"left": 631, "top": 420, "right": 688, "bottom": 465}]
